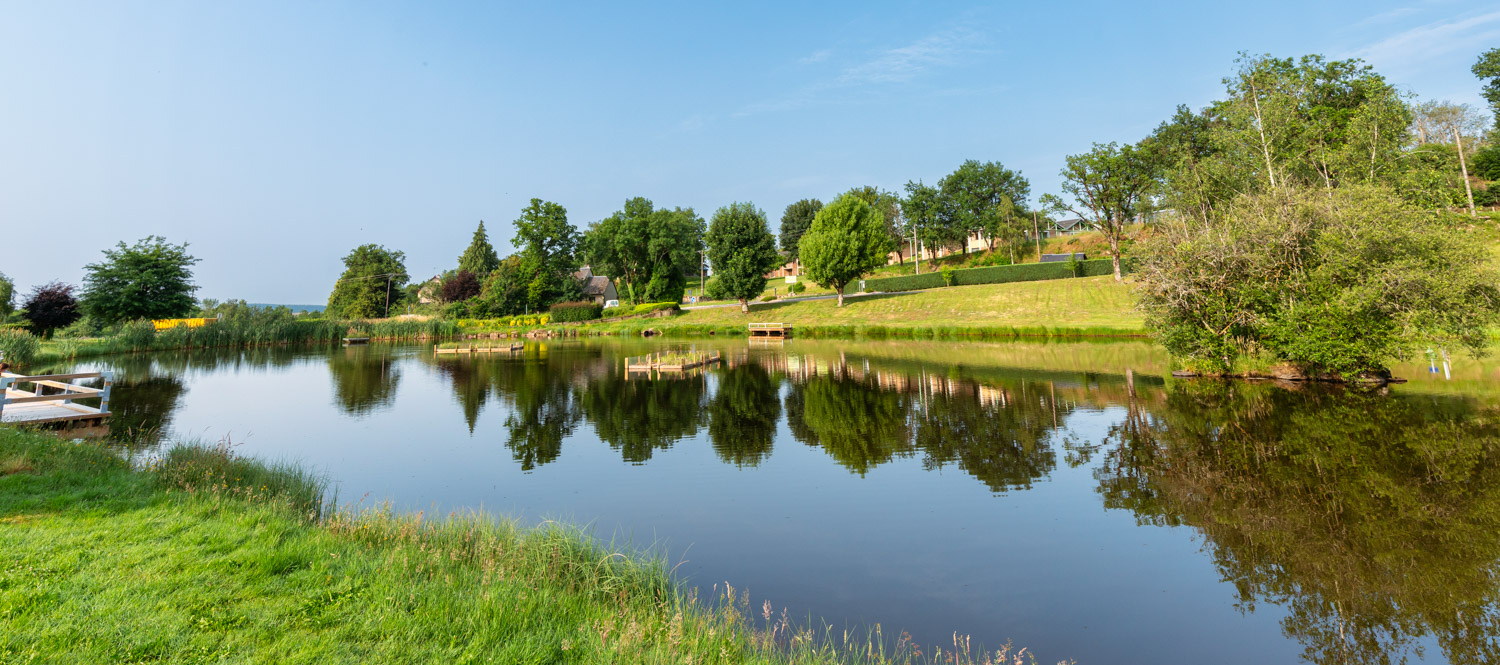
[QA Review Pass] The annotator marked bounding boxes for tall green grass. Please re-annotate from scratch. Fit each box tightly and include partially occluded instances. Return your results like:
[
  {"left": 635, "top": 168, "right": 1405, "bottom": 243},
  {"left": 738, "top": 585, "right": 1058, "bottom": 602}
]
[
  {"left": 45, "top": 318, "right": 459, "bottom": 362},
  {"left": 0, "top": 426, "right": 1051, "bottom": 664}
]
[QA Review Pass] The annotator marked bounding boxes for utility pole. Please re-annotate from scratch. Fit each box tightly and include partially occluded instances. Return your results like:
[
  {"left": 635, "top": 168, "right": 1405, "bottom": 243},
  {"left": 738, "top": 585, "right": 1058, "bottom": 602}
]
[{"left": 1456, "top": 127, "right": 1477, "bottom": 217}]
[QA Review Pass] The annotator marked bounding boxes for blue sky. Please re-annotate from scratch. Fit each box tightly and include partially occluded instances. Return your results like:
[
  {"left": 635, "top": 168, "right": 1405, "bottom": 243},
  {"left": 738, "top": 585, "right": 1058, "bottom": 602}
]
[{"left": 3, "top": 1, "right": 1498, "bottom": 304}]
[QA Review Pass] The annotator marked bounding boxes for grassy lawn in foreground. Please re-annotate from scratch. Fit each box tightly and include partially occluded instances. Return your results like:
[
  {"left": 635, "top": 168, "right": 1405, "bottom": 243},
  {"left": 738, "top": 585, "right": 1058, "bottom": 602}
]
[
  {"left": 0, "top": 428, "right": 1036, "bottom": 664},
  {"left": 674, "top": 275, "right": 1143, "bottom": 331}
]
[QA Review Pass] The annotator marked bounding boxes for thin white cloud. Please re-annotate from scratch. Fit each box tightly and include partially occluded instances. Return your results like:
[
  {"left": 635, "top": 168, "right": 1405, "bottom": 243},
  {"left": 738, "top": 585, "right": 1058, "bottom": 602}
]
[
  {"left": 735, "top": 26, "right": 986, "bottom": 118},
  {"left": 798, "top": 49, "right": 832, "bottom": 64},
  {"left": 1351, "top": 9, "right": 1500, "bottom": 65},
  {"left": 837, "top": 28, "right": 981, "bottom": 85},
  {"left": 1352, "top": 5, "right": 1421, "bottom": 29}
]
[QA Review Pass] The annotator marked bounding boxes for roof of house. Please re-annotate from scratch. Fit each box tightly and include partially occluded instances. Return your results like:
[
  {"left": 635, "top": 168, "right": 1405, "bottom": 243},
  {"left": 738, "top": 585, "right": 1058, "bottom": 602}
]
[
  {"left": 581, "top": 276, "right": 612, "bottom": 297},
  {"left": 1052, "top": 218, "right": 1086, "bottom": 231},
  {"left": 572, "top": 265, "right": 593, "bottom": 281}
]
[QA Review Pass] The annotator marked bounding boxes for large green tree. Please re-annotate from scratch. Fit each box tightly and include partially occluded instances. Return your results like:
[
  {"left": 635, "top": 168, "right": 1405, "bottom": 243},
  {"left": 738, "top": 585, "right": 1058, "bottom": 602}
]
[
  {"left": 1041, "top": 142, "right": 1157, "bottom": 281},
  {"left": 706, "top": 202, "right": 780, "bottom": 314},
  {"left": 583, "top": 197, "right": 704, "bottom": 304},
  {"left": 1474, "top": 47, "right": 1500, "bottom": 133},
  {"left": 326, "top": 244, "right": 409, "bottom": 319},
  {"left": 81, "top": 236, "right": 200, "bottom": 323},
  {"left": 902, "top": 180, "right": 961, "bottom": 271},
  {"left": 778, "top": 198, "right": 822, "bottom": 260},
  {"left": 457, "top": 220, "right": 501, "bottom": 279},
  {"left": 938, "top": 160, "right": 1031, "bottom": 259},
  {"left": 799, "top": 194, "right": 896, "bottom": 307},
  {"left": 843, "top": 186, "right": 905, "bottom": 263},
  {"left": 511, "top": 199, "right": 581, "bottom": 310}
]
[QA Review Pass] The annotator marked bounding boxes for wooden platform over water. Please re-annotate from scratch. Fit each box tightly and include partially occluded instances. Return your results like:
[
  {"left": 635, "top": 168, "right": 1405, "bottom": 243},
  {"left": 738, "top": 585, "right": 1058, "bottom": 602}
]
[
  {"left": 1, "top": 371, "right": 113, "bottom": 426},
  {"left": 435, "top": 343, "right": 525, "bottom": 355},
  {"left": 749, "top": 322, "right": 791, "bottom": 338},
  {"left": 626, "top": 350, "right": 722, "bottom": 372}
]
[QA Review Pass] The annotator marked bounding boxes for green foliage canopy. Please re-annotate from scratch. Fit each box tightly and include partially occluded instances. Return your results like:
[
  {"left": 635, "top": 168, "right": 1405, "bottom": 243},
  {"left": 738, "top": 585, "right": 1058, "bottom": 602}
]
[
  {"left": 583, "top": 197, "right": 704, "bottom": 305},
  {"left": 326, "top": 244, "right": 409, "bottom": 319},
  {"left": 81, "top": 236, "right": 200, "bottom": 323},
  {"left": 778, "top": 198, "right": 822, "bottom": 260},
  {"left": 457, "top": 221, "right": 501, "bottom": 279},
  {"left": 705, "top": 202, "right": 780, "bottom": 313},
  {"left": 938, "top": 160, "right": 1031, "bottom": 254},
  {"left": 1474, "top": 47, "right": 1500, "bottom": 133},
  {"left": 799, "top": 195, "right": 896, "bottom": 306},
  {"left": 511, "top": 199, "right": 581, "bottom": 310},
  {"left": 1135, "top": 185, "right": 1500, "bottom": 375},
  {"left": 0, "top": 271, "right": 14, "bottom": 317}
]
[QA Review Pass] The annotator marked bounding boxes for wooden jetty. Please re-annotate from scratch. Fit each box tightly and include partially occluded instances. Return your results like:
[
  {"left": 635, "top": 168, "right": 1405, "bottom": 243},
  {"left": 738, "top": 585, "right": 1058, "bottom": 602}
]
[
  {"left": 435, "top": 343, "right": 525, "bottom": 355},
  {"left": 625, "top": 350, "right": 722, "bottom": 372},
  {"left": 748, "top": 322, "right": 791, "bottom": 338},
  {"left": 1, "top": 371, "right": 112, "bottom": 426}
]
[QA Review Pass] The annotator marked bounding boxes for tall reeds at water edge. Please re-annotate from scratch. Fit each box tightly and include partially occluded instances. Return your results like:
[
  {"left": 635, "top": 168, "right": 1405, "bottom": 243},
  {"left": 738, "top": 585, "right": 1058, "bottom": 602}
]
[{"left": 50, "top": 318, "right": 460, "bottom": 359}]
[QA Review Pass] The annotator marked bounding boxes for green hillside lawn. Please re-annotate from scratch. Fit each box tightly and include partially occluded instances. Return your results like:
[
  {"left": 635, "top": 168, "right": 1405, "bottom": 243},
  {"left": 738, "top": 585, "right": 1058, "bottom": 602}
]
[{"left": 675, "top": 275, "right": 1143, "bottom": 331}]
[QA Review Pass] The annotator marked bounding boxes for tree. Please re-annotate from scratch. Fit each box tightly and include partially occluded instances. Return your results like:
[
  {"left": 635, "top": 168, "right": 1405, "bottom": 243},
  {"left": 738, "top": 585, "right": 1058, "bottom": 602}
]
[
  {"left": 705, "top": 201, "right": 780, "bottom": 314},
  {"left": 326, "top": 244, "right": 409, "bottom": 319},
  {"left": 1135, "top": 185, "right": 1500, "bottom": 375},
  {"left": 938, "top": 160, "right": 1031, "bottom": 259},
  {"left": 843, "top": 186, "right": 904, "bottom": 263},
  {"left": 1214, "top": 54, "right": 1410, "bottom": 194},
  {"left": 1409, "top": 100, "right": 1490, "bottom": 146},
  {"left": 778, "top": 198, "right": 822, "bottom": 261},
  {"left": 902, "top": 180, "right": 961, "bottom": 271},
  {"left": 80, "top": 236, "right": 200, "bottom": 323},
  {"left": 799, "top": 194, "right": 896, "bottom": 306},
  {"left": 478, "top": 255, "right": 529, "bottom": 316},
  {"left": 511, "top": 199, "right": 581, "bottom": 310},
  {"left": 583, "top": 197, "right": 704, "bottom": 304},
  {"left": 1041, "top": 142, "right": 1157, "bottom": 281},
  {"left": 440, "top": 270, "right": 481, "bottom": 303},
  {"left": 1474, "top": 47, "right": 1500, "bottom": 133},
  {"left": 0, "top": 271, "right": 13, "bottom": 317},
  {"left": 21, "top": 282, "right": 81, "bottom": 336},
  {"left": 457, "top": 221, "right": 501, "bottom": 279}
]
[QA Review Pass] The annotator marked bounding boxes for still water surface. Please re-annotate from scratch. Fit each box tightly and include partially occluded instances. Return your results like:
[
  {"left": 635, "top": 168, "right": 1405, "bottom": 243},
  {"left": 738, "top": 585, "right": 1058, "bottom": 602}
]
[{"left": 71, "top": 339, "right": 1500, "bottom": 665}]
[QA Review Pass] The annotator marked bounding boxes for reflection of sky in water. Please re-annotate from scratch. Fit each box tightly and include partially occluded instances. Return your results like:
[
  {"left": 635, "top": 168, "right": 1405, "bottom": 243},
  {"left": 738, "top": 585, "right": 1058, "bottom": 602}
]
[{"left": 72, "top": 340, "right": 1493, "bottom": 665}]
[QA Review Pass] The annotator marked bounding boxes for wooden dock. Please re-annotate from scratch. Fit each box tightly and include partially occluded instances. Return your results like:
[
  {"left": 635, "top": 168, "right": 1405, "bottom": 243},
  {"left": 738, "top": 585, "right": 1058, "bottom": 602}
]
[
  {"left": 1, "top": 371, "right": 113, "bottom": 426},
  {"left": 435, "top": 343, "right": 524, "bottom": 355},
  {"left": 748, "top": 322, "right": 792, "bottom": 338},
  {"left": 625, "top": 350, "right": 722, "bottom": 372}
]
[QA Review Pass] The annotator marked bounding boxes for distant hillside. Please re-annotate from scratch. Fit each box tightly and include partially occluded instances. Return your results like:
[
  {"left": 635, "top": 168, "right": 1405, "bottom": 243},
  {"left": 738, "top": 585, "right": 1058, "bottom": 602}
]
[{"left": 247, "top": 303, "right": 326, "bottom": 314}]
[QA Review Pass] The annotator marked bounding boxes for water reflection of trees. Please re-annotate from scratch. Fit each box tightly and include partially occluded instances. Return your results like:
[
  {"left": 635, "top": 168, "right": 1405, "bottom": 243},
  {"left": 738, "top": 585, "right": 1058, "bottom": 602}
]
[
  {"left": 707, "top": 364, "right": 782, "bottom": 467},
  {"left": 577, "top": 368, "right": 706, "bottom": 463},
  {"left": 327, "top": 346, "right": 401, "bottom": 415},
  {"left": 782, "top": 364, "right": 1062, "bottom": 491},
  {"left": 1097, "top": 381, "right": 1500, "bottom": 665}
]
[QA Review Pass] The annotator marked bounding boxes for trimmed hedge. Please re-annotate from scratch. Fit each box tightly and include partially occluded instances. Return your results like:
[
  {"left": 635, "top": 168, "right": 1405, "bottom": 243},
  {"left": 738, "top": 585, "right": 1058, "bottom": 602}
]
[
  {"left": 863, "top": 257, "right": 1119, "bottom": 293},
  {"left": 549, "top": 301, "right": 603, "bottom": 322}
]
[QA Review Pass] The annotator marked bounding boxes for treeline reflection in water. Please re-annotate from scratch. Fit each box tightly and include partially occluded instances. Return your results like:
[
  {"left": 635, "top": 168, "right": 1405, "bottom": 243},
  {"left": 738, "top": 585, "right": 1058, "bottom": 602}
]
[{"left": 74, "top": 341, "right": 1500, "bottom": 664}]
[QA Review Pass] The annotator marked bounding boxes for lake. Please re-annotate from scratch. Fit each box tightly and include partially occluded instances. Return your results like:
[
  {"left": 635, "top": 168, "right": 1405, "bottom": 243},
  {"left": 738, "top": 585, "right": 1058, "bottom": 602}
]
[{"left": 66, "top": 338, "right": 1500, "bottom": 664}]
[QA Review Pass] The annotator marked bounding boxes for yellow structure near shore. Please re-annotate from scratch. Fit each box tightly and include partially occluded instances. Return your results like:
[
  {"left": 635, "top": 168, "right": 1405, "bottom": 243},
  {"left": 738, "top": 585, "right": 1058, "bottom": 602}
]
[{"left": 152, "top": 317, "right": 214, "bottom": 331}]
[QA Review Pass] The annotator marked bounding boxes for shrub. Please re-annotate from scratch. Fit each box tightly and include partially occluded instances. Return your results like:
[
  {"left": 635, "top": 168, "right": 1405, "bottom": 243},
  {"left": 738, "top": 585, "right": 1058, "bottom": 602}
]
[
  {"left": 864, "top": 258, "right": 1117, "bottom": 292},
  {"left": 760, "top": 295, "right": 776, "bottom": 302},
  {"left": 440, "top": 270, "right": 482, "bottom": 303},
  {"left": 548, "top": 301, "right": 602, "bottom": 322},
  {"left": 0, "top": 329, "right": 40, "bottom": 368},
  {"left": 703, "top": 279, "right": 728, "bottom": 301},
  {"left": 940, "top": 266, "right": 957, "bottom": 287},
  {"left": 788, "top": 281, "right": 806, "bottom": 294}
]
